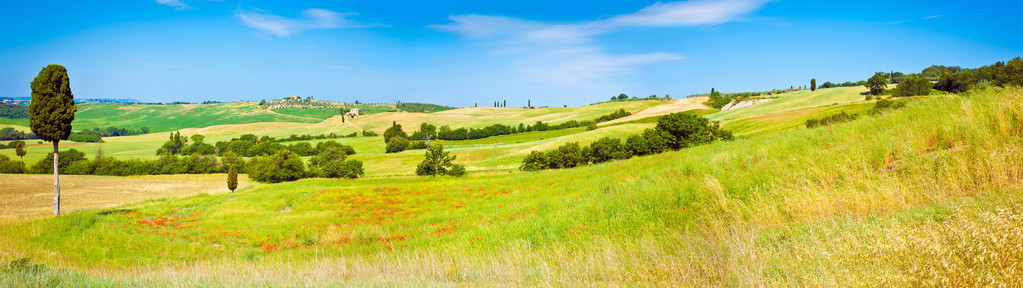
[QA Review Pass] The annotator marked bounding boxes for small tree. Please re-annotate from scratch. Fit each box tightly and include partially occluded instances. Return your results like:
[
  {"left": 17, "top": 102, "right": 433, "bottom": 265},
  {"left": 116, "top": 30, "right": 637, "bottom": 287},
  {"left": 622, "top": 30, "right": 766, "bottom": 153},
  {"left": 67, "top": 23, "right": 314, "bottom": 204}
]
[
  {"left": 383, "top": 121, "right": 407, "bottom": 143},
  {"left": 811, "top": 79, "right": 817, "bottom": 91},
  {"left": 867, "top": 72, "right": 888, "bottom": 95},
  {"left": 29, "top": 64, "right": 77, "bottom": 216},
  {"left": 15, "top": 142, "right": 26, "bottom": 169},
  {"left": 385, "top": 136, "right": 410, "bottom": 153},
  {"left": 227, "top": 165, "right": 238, "bottom": 192},
  {"left": 415, "top": 144, "right": 463, "bottom": 176}
]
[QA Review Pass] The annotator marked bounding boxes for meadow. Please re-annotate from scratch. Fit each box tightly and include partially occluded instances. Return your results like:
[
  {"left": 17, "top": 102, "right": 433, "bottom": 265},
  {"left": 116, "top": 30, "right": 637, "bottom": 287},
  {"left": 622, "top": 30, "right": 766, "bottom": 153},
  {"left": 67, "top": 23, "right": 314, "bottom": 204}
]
[{"left": 1, "top": 86, "right": 1021, "bottom": 286}]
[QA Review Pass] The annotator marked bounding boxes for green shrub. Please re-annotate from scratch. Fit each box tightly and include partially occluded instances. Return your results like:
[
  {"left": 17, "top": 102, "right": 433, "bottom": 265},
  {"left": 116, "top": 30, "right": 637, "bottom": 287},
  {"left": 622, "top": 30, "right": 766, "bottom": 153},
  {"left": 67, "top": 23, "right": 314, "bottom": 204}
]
[
  {"left": 386, "top": 137, "right": 410, "bottom": 153},
  {"left": 894, "top": 74, "right": 933, "bottom": 97},
  {"left": 588, "top": 137, "right": 631, "bottom": 164},
  {"left": 247, "top": 150, "right": 306, "bottom": 183}
]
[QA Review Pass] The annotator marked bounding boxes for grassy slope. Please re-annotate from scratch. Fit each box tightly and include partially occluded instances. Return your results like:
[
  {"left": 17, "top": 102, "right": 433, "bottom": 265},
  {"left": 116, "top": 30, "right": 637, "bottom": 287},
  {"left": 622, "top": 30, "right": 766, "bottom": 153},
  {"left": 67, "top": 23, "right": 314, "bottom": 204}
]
[
  {"left": 2, "top": 87, "right": 1022, "bottom": 286},
  {"left": 2, "top": 101, "right": 668, "bottom": 174},
  {"left": 707, "top": 86, "right": 869, "bottom": 122},
  {"left": 71, "top": 102, "right": 322, "bottom": 132}
]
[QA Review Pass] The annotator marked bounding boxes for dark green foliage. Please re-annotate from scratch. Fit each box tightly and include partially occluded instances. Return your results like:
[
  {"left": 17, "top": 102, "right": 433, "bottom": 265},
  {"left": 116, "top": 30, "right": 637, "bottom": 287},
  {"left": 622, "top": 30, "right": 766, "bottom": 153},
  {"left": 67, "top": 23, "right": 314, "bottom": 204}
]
[
  {"left": 656, "top": 112, "right": 723, "bottom": 149},
  {"left": 588, "top": 137, "right": 631, "bottom": 164},
  {"left": 867, "top": 72, "right": 888, "bottom": 95},
  {"left": 30, "top": 149, "right": 85, "bottom": 174},
  {"left": 156, "top": 132, "right": 188, "bottom": 155},
  {"left": 386, "top": 136, "right": 410, "bottom": 153},
  {"left": 383, "top": 121, "right": 407, "bottom": 144},
  {"left": 0, "top": 103, "right": 29, "bottom": 119},
  {"left": 408, "top": 140, "right": 428, "bottom": 150},
  {"left": 586, "top": 122, "right": 598, "bottom": 131},
  {"left": 625, "top": 128, "right": 671, "bottom": 156},
  {"left": 894, "top": 74, "right": 932, "bottom": 97},
  {"left": 805, "top": 111, "right": 859, "bottom": 128},
  {"left": 246, "top": 150, "right": 306, "bottom": 183},
  {"left": 519, "top": 151, "right": 549, "bottom": 172},
  {"left": 220, "top": 152, "right": 246, "bottom": 173},
  {"left": 362, "top": 130, "right": 379, "bottom": 137},
  {"left": 287, "top": 142, "right": 316, "bottom": 156},
  {"left": 29, "top": 64, "right": 77, "bottom": 143},
  {"left": 323, "top": 159, "right": 364, "bottom": 179},
  {"left": 995, "top": 57, "right": 1023, "bottom": 87},
  {"left": 67, "top": 132, "right": 103, "bottom": 143},
  {"left": 418, "top": 108, "right": 628, "bottom": 142},
  {"left": 246, "top": 141, "right": 285, "bottom": 157},
  {"left": 547, "top": 142, "right": 587, "bottom": 169},
  {"left": 704, "top": 89, "right": 730, "bottom": 109},
  {"left": 0, "top": 154, "right": 24, "bottom": 173},
  {"left": 594, "top": 108, "right": 631, "bottom": 123},
  {"left": 227, "top": 165, "right": 238, "bottom": 192},
  {"left": 0, "top": 127, "right": 37, "bottom": 141},
  {"left": 811, "top": 79, "right": 817, "bottom": 91},
  {"left": 314, "top": 141, "right": 356, "bottom": 156},
  {"left": 521, "top": 114, "right": 730, "bottom": 172},
  {"left": 14, "top": 142, "right": 26, "bottom": 167},
  {"left": 395, "top": 103, "right": 456, "bottom": 113},
  {"left": 415, "top": 144, "right": 463, "bottom": 176},
  {"left": 935, "top": 73, "right": 967, "bottom": 93},
  {"left": 308, "top": 147, "right": 348, "bottom": 168}
]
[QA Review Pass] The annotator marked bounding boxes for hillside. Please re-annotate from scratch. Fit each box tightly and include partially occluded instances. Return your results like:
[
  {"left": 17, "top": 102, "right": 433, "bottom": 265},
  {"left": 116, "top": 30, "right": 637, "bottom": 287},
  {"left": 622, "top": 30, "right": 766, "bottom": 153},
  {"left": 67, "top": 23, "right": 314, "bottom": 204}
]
[{"left": 1, "top": 87, "right": 1020, "bottom": 286}]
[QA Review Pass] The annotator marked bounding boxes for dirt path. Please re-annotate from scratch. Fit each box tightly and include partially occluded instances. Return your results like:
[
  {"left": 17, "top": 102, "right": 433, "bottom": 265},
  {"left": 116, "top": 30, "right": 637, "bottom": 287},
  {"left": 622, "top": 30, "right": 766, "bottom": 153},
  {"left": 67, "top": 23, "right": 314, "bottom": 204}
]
[{"left": 599, "top": 97, "right": 711, "bottom": 126}]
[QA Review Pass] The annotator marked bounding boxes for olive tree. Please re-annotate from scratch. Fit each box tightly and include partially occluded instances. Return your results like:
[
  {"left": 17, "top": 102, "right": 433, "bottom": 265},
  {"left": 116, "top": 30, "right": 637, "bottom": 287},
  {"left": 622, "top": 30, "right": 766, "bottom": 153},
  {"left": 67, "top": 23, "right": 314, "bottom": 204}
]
[{"left": 29, "top": 64, "right": 77, "bottom": 216}]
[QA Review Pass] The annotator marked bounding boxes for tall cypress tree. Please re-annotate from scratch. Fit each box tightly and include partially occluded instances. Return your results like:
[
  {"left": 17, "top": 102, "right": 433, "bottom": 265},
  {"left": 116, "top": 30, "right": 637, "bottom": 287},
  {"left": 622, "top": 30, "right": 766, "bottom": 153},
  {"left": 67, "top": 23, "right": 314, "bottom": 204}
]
[
  {"left": 227, "top": 165, "right": 238, "bottom": 192},
  {"left": 29, "top": 64, "right": 77, "bottom": 216}
]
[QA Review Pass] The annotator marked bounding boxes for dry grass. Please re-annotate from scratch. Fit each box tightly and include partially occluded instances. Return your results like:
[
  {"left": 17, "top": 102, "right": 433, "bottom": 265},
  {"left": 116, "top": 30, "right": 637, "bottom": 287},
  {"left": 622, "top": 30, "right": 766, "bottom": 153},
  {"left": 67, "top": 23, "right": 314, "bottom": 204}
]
[{"left": 0, "top": 174, "right": 249, "bottom": 219}]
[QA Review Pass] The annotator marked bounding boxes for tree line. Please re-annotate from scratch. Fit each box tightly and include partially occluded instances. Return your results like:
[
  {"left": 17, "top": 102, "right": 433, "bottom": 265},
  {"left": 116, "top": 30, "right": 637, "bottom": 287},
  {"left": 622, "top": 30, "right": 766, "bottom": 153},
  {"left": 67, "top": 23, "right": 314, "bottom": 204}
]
[
  {"left": 0, "top": 103, "right": 29, "bottom": 118},
  {"left": 396, "top": 102, "right": 456, "bottom": 113},
  {"left": 520, "top": 112, "right": 733, "bottom": 171},
  {"left": 155, "top": 132, "right": 357, "bottom": 158},
  {"left": 381, "top": 109, "right": 635, "bottom": 153}
]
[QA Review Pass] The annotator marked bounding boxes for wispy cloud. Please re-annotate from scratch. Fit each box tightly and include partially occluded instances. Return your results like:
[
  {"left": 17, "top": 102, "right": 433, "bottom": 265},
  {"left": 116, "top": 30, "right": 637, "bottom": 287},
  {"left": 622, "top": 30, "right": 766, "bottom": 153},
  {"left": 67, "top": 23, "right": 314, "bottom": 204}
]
[
  {"left": 430, "top": 0, "right": 768, "bottom": 86},
  {"left": 155, "top": 0, "right": 191, "bottom": 10},
  {"left": 924, "top": 14, "right": 943, "bottom": 19},
  {"left": 886, "top": 20, "right": 908, "bottom": 25},
  {"left": 237, "top": 8, "right": 379, "bottom": 37}
]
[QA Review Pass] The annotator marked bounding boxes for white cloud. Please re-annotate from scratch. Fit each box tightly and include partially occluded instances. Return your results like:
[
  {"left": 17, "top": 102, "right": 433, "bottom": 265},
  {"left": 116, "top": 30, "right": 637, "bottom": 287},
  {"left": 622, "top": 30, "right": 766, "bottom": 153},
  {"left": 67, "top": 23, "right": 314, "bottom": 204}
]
[
  {"left": 237, "top": 8, "right": 372, "bottom": 37},
  {"left": 924, "top": 14, "right": 943, "bottom": 19},
  {"left": 430, "top": 0, "right": 767, "bottom": 86},
  {"left": 602, "top": 0, "right": 770, "bottom": 27},
  {"left": 156, "top": 0, "right": 191, "bottom": 10}
]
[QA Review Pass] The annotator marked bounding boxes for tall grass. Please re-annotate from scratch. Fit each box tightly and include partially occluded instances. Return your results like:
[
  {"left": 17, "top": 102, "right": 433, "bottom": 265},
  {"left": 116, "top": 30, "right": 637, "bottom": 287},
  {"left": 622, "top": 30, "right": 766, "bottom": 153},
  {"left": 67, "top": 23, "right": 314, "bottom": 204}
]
[{"left": 2, "top": 87, "right": 1022, "bottom": 286}]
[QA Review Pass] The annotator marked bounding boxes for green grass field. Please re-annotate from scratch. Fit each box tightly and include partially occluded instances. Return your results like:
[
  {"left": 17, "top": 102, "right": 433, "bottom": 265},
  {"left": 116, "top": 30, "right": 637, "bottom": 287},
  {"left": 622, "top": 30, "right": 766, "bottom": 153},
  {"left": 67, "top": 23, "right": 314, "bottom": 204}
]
[
  {"left": 1, "top": 86, "right": 1021, "bottom": 286},
  {"left": 2, "top": 100, "right": 676, "bottom": 174}
]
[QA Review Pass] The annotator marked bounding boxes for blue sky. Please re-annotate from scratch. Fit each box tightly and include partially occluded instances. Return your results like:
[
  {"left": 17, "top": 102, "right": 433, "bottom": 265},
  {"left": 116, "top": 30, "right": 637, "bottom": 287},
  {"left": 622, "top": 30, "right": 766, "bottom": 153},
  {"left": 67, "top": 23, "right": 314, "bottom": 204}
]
[{"left": 1, "top": 0, "right": 1020, "bottom": 107}]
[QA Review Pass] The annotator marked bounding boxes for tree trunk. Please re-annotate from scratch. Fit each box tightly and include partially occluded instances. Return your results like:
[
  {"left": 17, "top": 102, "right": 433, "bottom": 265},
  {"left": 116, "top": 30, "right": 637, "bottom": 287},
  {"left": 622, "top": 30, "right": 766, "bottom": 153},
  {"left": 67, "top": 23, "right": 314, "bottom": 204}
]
[{"left": 53, "top": 141, "right": 60, "bottom": 216}]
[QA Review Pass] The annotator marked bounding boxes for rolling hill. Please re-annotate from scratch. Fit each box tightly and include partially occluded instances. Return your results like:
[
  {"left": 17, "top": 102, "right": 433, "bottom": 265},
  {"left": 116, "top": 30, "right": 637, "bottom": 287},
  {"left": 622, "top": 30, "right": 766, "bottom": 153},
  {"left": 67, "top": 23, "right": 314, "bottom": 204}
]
[{"left": 1, "top": 86, "right": 1019, "bottom": 286}]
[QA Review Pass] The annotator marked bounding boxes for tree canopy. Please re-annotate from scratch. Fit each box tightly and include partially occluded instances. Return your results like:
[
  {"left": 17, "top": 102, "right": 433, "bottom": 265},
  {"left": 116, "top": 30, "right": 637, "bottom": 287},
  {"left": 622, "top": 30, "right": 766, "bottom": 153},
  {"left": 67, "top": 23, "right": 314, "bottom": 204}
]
[
  {"left": 866, "top": 72, "right": 888, "bottom": 95},
  {"left": 29, "top": 64, "right": 77, "bottom": 143}
]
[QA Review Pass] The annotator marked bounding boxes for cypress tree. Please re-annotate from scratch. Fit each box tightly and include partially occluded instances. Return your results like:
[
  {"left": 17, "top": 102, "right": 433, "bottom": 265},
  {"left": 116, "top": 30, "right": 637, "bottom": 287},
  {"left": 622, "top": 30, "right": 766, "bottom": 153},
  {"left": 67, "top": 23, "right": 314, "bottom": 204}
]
[
  {"left": 29, "top": 64, "right": 77, "bottom": 216},
  {"left": 227, "top": 165, "right": 238, "bottom": 192}
]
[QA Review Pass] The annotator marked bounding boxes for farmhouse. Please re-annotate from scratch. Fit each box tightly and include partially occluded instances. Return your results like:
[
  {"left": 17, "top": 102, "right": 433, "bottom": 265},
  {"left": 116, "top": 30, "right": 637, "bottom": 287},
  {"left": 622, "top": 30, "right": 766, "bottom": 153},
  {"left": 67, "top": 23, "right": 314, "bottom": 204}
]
[{"left": 346, "top": 108, "right": 363, "bottom": 116}]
